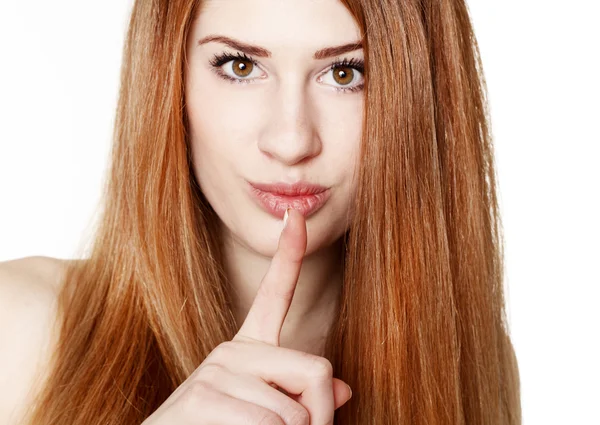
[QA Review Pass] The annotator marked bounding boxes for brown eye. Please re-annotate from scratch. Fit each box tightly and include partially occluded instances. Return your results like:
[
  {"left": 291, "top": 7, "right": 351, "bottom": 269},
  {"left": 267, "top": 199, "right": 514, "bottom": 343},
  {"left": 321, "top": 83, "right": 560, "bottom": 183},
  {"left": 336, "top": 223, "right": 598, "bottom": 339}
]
[
  {"left": 231, "top": 59, "right": 254, "bottom": 77},
  {"left": 332, "top": 65, "right": 354, "bottom": 86}
]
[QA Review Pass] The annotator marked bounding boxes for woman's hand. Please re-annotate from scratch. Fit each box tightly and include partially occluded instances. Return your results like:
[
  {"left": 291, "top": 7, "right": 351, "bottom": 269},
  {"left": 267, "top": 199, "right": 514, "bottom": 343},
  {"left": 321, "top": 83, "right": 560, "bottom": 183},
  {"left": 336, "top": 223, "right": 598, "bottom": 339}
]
[{"left": 142, "top": 208, "right": 352, "bottom": 424}]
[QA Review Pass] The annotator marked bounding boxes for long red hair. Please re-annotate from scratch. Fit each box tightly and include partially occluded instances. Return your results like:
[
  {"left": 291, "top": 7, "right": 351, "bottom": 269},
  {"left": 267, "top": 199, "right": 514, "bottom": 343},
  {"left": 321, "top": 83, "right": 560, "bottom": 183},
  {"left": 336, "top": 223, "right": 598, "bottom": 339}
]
[{"left": 23, "top": 0, "right": 521, "bottom": 424}]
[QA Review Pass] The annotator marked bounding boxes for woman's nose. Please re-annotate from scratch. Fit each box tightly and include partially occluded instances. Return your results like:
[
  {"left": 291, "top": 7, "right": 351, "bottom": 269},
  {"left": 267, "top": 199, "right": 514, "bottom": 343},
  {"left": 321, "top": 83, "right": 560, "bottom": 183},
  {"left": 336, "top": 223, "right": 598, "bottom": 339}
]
[{"left": 257, "top": 83, "right": 322, "bottom": 166}]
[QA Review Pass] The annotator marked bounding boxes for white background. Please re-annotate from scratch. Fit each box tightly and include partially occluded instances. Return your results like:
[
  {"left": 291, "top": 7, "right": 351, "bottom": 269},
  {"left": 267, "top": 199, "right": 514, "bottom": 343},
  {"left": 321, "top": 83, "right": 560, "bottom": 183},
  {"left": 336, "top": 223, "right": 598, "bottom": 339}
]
[{"left": 0, "top": 1, "right": 598, "bottom": 423}]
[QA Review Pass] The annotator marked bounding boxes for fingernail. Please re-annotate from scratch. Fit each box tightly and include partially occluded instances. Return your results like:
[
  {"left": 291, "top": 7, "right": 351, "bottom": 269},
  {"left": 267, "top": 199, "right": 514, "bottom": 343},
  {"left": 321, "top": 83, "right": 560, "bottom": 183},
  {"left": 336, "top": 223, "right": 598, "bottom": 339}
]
[
  {"left": 346, "top": 384, "right": 352, "bottom": 398},
  {"left": 283, "top": 208, "right": 291, "bottom": 228}
]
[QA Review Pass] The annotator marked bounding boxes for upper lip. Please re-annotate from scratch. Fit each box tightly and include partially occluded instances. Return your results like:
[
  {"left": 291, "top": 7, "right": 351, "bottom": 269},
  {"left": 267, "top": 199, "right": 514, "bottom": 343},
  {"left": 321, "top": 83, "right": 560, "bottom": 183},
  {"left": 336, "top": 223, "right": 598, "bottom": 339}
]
[{"left": 248, "top": 181, "right": 328, "bottom": 196}]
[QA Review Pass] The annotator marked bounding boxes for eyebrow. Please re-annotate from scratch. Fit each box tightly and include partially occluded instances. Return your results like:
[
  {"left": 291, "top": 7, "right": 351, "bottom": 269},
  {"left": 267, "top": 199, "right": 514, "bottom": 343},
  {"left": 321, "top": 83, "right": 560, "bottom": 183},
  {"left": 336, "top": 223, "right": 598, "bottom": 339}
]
[{"left": 197, "top": 35, "right": 363, "bottom": 60}]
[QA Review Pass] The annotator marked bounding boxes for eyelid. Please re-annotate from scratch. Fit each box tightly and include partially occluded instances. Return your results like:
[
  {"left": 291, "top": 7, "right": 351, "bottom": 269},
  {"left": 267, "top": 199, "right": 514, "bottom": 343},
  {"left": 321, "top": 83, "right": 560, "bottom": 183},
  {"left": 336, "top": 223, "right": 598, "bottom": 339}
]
[{"left": 209, "top": 51, "right": 266, "bottom": 78}]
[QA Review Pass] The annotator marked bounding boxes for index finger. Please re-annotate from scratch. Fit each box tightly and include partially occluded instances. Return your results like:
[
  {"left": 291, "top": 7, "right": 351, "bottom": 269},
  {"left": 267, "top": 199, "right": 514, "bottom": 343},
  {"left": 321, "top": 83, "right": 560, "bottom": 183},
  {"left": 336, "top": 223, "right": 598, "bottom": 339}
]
[{"left": 235, "top": 208, "right": 307, "bottom": 346}]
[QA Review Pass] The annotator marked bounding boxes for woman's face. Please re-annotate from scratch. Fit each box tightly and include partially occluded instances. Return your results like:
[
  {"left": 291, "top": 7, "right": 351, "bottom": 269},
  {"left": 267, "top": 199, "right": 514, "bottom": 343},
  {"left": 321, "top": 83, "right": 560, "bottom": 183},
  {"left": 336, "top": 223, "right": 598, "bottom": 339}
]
[{"left": 184, "top": 0, "right": 364, "bottom": 257}]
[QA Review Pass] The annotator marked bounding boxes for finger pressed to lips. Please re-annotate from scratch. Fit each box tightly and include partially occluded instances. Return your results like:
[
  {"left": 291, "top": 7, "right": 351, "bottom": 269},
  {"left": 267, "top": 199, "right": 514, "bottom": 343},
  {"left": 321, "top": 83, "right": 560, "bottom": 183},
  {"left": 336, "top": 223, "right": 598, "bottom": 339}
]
[{"left": 236, "top": 208, "right": 307, "bottom": 346}]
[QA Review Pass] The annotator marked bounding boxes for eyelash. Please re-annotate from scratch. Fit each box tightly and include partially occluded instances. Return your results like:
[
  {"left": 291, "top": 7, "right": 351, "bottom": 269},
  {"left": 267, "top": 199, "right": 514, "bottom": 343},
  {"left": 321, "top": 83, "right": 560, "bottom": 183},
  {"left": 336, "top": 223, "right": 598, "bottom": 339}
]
[{"left": 208, "top": 51, "right": 365, "bottom": 93}]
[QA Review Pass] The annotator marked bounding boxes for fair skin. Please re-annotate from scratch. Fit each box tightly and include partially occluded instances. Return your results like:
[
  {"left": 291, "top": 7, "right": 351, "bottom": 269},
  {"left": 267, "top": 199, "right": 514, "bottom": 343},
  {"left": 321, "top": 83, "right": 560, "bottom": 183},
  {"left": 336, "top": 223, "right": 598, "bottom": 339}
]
[
  {"left": 0, "top": 256, "right": 68, "bottom": 424},
  {"left": 0, "top": 0, "right": 363, "bottom": 423},
  {"left": 185, "top": 0, "right": 364, "bottom": 356}
]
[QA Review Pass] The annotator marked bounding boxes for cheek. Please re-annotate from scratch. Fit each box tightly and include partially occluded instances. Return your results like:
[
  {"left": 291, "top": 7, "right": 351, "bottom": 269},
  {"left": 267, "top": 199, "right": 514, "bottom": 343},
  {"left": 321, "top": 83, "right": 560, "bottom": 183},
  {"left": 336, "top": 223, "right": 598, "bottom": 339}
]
[
  {"left": 184, "top": 88, "right": 264, "bottom": 237},
  {"left": 185, "top": 76, "right": 261, "bottom": 184},
  {"left": 186, "top": 66, "right": 264, "bottom": 138},
  {"left": 325, "top": 107, "right": 362, "bottom": 227},
  {"left": 324, "top": 118, "right": 362, "bottom": 193},
  {"left": 318, "top": 94, "right": 363, "bottom": 161}
]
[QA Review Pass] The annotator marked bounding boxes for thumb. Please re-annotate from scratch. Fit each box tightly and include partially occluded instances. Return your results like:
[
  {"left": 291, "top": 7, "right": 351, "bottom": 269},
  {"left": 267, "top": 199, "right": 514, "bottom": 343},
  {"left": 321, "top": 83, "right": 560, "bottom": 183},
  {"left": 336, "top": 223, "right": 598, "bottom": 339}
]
[
  {"left": 276, "top": 377, "right": 352, "bottom": 410},
  {"left": 332, "top": 378, "right": 352, "bottom": 409}
]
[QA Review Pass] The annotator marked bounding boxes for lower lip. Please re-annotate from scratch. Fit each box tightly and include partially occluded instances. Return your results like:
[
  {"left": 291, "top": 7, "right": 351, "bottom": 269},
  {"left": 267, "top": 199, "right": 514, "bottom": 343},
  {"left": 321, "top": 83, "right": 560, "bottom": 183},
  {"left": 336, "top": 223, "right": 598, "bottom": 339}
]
[{"left": 248, "top": 184, "right": 331, "bottom": 219}]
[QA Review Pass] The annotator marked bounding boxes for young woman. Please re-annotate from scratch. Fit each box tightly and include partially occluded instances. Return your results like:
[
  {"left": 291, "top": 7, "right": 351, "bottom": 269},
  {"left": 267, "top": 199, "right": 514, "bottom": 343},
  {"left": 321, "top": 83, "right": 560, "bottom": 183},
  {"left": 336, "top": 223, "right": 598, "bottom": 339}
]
[{"left": 0, "top": 0, "right": 522, "bottom": 424}]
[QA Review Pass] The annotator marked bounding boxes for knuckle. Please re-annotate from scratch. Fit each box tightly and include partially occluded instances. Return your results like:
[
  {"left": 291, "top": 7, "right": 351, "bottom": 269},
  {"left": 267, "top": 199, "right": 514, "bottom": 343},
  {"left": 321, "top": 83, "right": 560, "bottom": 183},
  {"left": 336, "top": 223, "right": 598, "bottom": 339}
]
[
  {"left": 208, "top": 341, "right": 237, "bottom": 361},
  {"left": 234, "top": 333, "right": 260, "bottom": 345},
  {"left": 179, "top": 380, "right": 213, "bottom": 415},
  {"left": 284, "top": 405, "right": 310, "bottom": 425},
  {"left": 257, "top": 282, "right": 294, "bottom": 302},
  {"left": 254, "top": 410, "right": 286, "bottom": 425},
  {"left": 197, "top": 362, "right": 226, "bottom": 382},
  {"left": 309, "top": 356, "right": 334, "bottom": 380}
]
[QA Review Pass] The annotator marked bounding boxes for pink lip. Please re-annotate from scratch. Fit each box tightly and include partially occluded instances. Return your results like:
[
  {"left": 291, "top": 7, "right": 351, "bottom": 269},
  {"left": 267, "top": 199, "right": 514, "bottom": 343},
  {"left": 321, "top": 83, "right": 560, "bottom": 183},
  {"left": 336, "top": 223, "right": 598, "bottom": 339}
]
[{"left": 247, "top": 181, "right": 331, "bottom": 219}]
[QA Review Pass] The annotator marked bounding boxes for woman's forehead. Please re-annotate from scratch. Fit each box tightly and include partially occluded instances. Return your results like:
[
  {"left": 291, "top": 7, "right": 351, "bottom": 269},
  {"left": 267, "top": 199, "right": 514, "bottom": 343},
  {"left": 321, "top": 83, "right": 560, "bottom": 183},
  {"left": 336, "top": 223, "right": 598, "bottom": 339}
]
[{"left": 193, "top": 0, "right": 362, "bottom": 56}]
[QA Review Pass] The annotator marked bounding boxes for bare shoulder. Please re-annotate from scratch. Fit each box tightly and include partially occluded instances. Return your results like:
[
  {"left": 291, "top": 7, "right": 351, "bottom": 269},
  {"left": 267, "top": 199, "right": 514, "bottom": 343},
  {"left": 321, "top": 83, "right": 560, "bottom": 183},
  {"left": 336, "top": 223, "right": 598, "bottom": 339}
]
[
  {"left": 0, "top": 256, "right": 70, "bottom": 425},
  {"left": 0, "top": 255, "right": 68, "bottom": 294}
]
